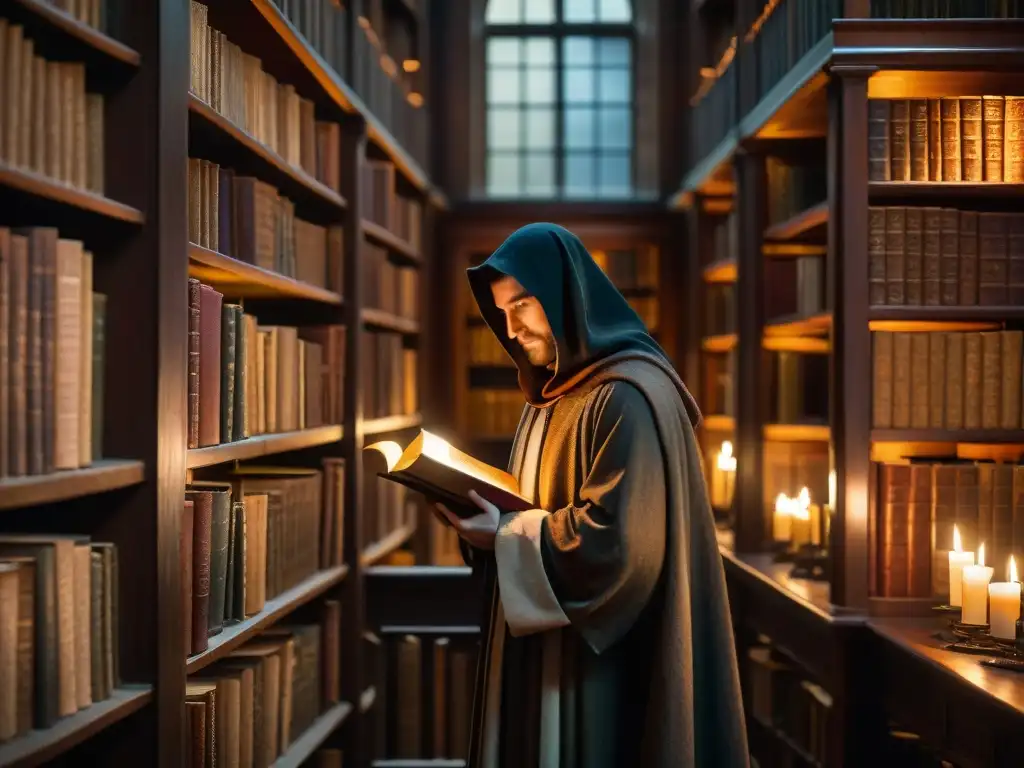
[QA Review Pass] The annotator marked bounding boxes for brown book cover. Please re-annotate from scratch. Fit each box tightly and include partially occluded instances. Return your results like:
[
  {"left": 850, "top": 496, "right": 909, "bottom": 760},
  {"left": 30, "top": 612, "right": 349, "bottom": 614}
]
[
  {"left": 909, "top": 99, "right": 929, "bottom": 182},
  {"left": 960, "top": 97, "right": 983, "bottom": 182},
  {"left": 198, "top": 283, "right": 223, "bottom": 447},
  {"left": 939, "top": 208, "right": 960, "bottom": 306},
  {"left": 982, "top": 95, "right": 1005, "bottom": 182},
  {"left": 940, "top": 97, "right": 962, "bottom": 182},
  {"left": 945, "top": 332, "right": 965, "bottom": 430},
  {"left": 8, "top": 235, "right": 28, "bottom": 476},
  {"left": 908, "top": 463, "right": 933, "bottom": 598},
  {"left": 909, "top": 333, "right": 929, "bottom": 429},
  {"left": 0, "top": 229, "right": 8, "bottom": 477},
  {"left": 978, "top": 212, "right": 1009, "bottom": 306},
  {"left": 1009, "top": 214, "right": 1024, "bottom": 305},
  {"left": 932, "top": 464, "right": 957, "bottom": 598},
  {"left": 928, "top": 333, "right": 947, "bottom": 429},
  {"left": 963, "top": 332, "right": 983, "bottom": 430},
  {"left": 879, "top": 464, "right": 910, "bottom": 598},
  {"left": 959, "top": 211, "right": 979, "bottom": 306},
  {"left": 1005, "top": 97, "right": 1024, "bottom": 183},
  {"left": 891, "top": 333, "right": 911, "bottom": 429},
  {"left": 186, "top": 490, "right": 214, "bottom": 655},
  {"left": 187, "top": 278, "right": 201, "bottom": 448},
  {"left": 1001, "top": 331, "right": 1023, "bottom": 429},
  {"left": 980, "top": 332, "right": 1002, "bottom": 430},
  {"left": 904, "top": 208, "right": 923, "bottom": 305},
  {"left": 867, "top": 99, "right": 891, "bottom": 181},
  {"left": 182, "top": 499, "right": 195, "bottom": 656},
  {"left": 922, "top": 207, "right": 942, "bottom": 306},
  {"left": 884, "top": 207, "right": 906, "bottom": 305}
]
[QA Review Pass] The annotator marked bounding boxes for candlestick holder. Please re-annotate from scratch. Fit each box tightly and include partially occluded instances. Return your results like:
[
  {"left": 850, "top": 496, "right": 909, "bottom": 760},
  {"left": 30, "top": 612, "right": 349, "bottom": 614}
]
[
  {"left": 770, "top": 540, "right": 796, "bottom": 563},
  {"left": 932, "top": 604, "right": 962, "bottom": 614}
]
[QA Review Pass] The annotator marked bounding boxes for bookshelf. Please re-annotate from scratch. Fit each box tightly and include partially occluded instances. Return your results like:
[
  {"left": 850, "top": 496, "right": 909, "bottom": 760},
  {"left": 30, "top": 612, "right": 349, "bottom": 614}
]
[
  {"left": 680, "top": 2, "right": 1024, "bottom": 766},
  {"left": 0, "top": 0, "right": 440, "bottom": 766}
]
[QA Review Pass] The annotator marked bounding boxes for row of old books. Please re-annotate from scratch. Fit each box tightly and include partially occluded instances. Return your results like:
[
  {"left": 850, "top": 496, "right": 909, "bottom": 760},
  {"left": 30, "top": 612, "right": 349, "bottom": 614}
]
[
  {"left": 867, "top": 96, "right": 1024, "bottom": 184},
  {"left": 467, "top": 389, "right": 523, "bottom": 438},
  {"left": 361, "top": 160, "right": 424, "bottom": 251},
  {"left": 875, "top": 459, "right": 1024, "bottom": 600},
  {"left": 360, "top": 331, "right": 417, "bottom": 420},
  {"left": 185, "top": 611, "right": 339, "bottom": 767},
  {"left": 752, "top": 0, "right": 836, "bottom": 104},
  {"left": 183, "top": 463, "right": 344, "bottom": 657},
  {"left": 872, "top": 329, "right": 1024, "bottom": 431},
  {"left": 0, "top": 19, "right": 104, "bottom": 194},
  {"left": 187, "top": 278, "right": 345, "bottom": 448},
  {"left": 467, "top": 324, "right": 512, "bottom": 367},
  {"left": 872, "top": 0, "right": 1024, "bottom": 18},
  {"left": 765, "top": 156, "right": 826, "bottom": 227},
  {"left": 766, "top": 350, "right": 829, "bottom": 426},
  {"left": 592, "top": 247, "right": 660, "bottom": 289},
  {"left": 868, "top": 206, "right": 1024, "bottom": 307},
  {"left": 188, "top": 1, "right": 343, "bottom": 194},
  {"left": 364, "top": 632, "right": 475, "bottom": 760},
  {"left": 268, "top": 0, "right": 350, "bottom": 96},
  {"left": 363, "top": 241, "right": 418, "bottom": 319},
  {"left": 0, "top": 228, "right": 107, "bottom": 478},
  {"left": 187, "top": 157, "right": 344, "bottom": 294},
  {"left": 0, "top": 535, "right": 119, "bottom": 740},
  {"left": 363, "top": 465, "right": 418, "bottom": 546},
  {"left": 746, "top": 645, "right": 832, "bottom": 767}
]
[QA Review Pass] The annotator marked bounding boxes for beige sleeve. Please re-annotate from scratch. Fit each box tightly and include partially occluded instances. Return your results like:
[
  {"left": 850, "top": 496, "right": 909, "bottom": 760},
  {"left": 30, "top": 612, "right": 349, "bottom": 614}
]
[{"left": 493, "top": 509, "right": 571, "bottom": 637}]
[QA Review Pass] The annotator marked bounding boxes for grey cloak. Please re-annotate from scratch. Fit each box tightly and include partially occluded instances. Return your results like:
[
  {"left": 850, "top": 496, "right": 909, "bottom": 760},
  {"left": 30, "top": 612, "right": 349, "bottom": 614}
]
[{"left": 462, "top": 223, "right": 749, "bottom": 768}]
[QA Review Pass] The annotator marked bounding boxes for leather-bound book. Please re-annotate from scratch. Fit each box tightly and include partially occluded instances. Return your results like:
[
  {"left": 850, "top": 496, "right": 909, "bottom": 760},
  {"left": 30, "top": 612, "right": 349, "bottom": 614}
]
[
  {"left": 878, "top": 464, "right": 910, "bottom": 598},
  {"left": 190, "top": 483, "right": 231, "bottom": 636},
  {"left": 233, "top": 305, "right": 248, "bottom": 440},
  {"left": 187, "top": 490, "right": 214, "bottom": 655},
  {"left": 182, "top": 500, "right": 195, "bottom": 654},
  {"left": 91, "top": 293, "right": 106, "bottom": 459},
  {"left": 220, "top": 303, "right": 238, "bottom": 442},
  {"left": 1001, "top": 330, "right": 1023, "bottom": 429},
  {"left": 198, "top": 283, "right": 223, "bottom": 447},
  {"left": 907, "top": 462, "right": 933, "bottom": 598},
  {"left": 188, "top": 279, "right": 201, "bottom": 449},
  {"left": 978, "top": 213, "right": 1009, "bottom": 306}
]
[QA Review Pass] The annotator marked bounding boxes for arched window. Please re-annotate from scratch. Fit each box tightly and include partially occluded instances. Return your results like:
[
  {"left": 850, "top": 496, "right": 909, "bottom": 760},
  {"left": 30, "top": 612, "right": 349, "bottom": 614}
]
[{"left": 484, "top": 0, "right": 634, "bottom": 199}]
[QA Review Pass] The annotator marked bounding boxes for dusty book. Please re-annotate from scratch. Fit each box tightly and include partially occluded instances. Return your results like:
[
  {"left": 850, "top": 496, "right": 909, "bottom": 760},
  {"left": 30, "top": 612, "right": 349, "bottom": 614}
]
[{"left": 365, "top": 430, "right": 530, "bottom": 517}]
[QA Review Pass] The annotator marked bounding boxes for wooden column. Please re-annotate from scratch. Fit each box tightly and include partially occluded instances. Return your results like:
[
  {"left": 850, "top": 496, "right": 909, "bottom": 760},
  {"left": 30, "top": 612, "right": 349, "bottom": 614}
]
[
  {"left": 826, "top": 67, "right": 875, "bottom": 611},
  {"left": 340, "top": 114, "right": 370, "bottom": 764},
  {"left": 733, "top": 144, "right": 768, "bottom": 554}
]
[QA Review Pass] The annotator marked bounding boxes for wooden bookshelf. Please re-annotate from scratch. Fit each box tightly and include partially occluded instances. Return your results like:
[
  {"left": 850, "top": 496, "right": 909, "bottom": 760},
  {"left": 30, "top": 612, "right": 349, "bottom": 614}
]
[
  {"left": 0, "top": 460, "right": 146, "bottom": 512},
  {"left": 680, "top": 4, "right": 1024, "bottom": 766},
  {"left": 0, "top": 0, "right": 438, "bottom": 764}
]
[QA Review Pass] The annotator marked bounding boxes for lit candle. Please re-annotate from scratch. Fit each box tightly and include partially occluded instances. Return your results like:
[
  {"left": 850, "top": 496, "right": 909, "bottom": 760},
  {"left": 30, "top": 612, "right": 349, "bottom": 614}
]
[
  {"left": 988, "top": 556, "right": 1021, "bottom": 640},
  {"left": 948, "top": 524, "right": 976, "bottom": 608},
  {"left": 712, "top": 441, "right": 737, "bottom": 508},
  {"left": 773, "top": 493, "right": 793, "bottom": 543},
  {"left": 961, "top": 543, "right": 994, "bottom": 626},
  {"left": 789, "top": 489, "right": 813, "bottom": 548}
]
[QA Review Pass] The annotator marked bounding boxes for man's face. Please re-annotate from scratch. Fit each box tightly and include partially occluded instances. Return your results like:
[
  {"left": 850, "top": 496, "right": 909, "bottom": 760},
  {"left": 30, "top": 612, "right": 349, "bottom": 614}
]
[{"left": 490, "top": 275, "right": 556, "bottom": 368}]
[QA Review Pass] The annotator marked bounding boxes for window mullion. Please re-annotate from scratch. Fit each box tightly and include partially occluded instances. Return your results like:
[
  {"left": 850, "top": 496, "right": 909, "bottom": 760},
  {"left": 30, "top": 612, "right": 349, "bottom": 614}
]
[{"left": 554, "top": 32, "right": 564, "bottom": 197}]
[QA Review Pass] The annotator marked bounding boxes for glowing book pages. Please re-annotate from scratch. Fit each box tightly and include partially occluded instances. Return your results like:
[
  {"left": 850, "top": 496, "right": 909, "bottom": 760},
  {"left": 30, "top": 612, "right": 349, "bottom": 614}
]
[{"left": 365, "top": 430, "right": 530, "bottom": 518}]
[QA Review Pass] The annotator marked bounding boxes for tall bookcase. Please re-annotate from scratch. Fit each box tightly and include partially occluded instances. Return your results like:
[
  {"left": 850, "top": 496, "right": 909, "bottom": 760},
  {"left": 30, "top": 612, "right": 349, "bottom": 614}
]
[
  {"left": 680, "top": 1, "right": 1024, "bottom": 765},
  {"left": 0, "top": 0, "right": 442, "bottom": 766}
]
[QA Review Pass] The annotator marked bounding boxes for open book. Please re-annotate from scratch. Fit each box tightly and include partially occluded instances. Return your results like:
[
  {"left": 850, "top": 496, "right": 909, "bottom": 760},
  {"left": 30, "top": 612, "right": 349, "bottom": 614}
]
[{"left": 365, "top": 430, "right": 531, "bottom": 518}]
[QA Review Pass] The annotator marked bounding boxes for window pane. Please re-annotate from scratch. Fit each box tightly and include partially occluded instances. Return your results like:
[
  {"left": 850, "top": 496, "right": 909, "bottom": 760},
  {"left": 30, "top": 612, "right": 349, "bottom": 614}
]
[
  {"left": 488, "top": 153, "right": 522, "bottom": 195},
  {"left": 524, "top": 38, "right": 555, "bottom": 67},
  {"left": 564, "top": 153, "right": 595, "bottom": 196},
  {"left": 486, "top": 0, "right": 521, "bottom": 23},
  {"left": 598, "top": 0, "right": 631, "bottom": 22},
  {"left": 563, "top": 68, "right": 594, "bottom": 104},
  {"left": 524, "top": 0, "right": 555, "bottom": 22},
  {"left": 597, "top": 153, "right": 631, "bottom": 195},
  {"left": 598, "top": 68, "right": 630, "bottom": 104},
  {"left": 487, "top": 38, "right": 521, "bottom": 66},
  {"left": 488, "top": 108, "right": 522, "bottom": 150},
  {"left": 524, "top": 153, "right": 556, "bottom": 196},
  {"left": 487, "top": 67, "right": 521, "bottom": 104},
  {"left": 524, "top": 108, "right": 555, "bottom": 149},
  {"left": 525, "top": 68, "right": 555, "bottom": 104},
  {"left": 564, "top": 107, "right": 596, "bottom": 149},
  {"left": 563, "top": 0, "right": 595, "bottom": 21},
  {"left": 598, "top": 106, "right": 631, "bottom": 149},
  {"left": 597, "top": 37, "right": 630, "bottom": 68},
  {"left": 562, "top": 37, "right": 594, "bottom": 67}
]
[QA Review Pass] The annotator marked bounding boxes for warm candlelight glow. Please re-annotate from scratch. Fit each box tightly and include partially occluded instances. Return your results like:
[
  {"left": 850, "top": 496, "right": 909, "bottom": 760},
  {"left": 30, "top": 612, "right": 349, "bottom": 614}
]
[
  {"left": 790, "top": 488, "right": 811, "bottom": 521},
  {"left": 979, "top": 542, "right": 986, "bottom": 568},
  {"left": 1010, "top": 555, "right": 1018, "bottom": 583},
  {"left": 962, "top": 547, "right": 995, "bottom": 626},
  {"left": 990, "top": 556, "right": 1023, "bottom": 639},
  {"left": 947, "top": 524, "right": 976, "bottom": 608},
  {"left": 716, "top": 441, "right": 736, "bottom": 471},
  {"left": 828, "top": 470, "right": 836, "bottom": 509}
]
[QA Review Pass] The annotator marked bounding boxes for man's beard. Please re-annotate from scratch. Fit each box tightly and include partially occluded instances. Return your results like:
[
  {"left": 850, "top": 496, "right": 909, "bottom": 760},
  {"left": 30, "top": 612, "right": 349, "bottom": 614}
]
[{"left": 519, "top": 335, "right": 555, "bottom": 367}]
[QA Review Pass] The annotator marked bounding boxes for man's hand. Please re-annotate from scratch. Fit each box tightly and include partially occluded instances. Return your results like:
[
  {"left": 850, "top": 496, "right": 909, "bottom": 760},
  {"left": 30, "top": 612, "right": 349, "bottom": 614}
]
[{"left": 436, "top": 490, "right": 501, "bottom": 550}]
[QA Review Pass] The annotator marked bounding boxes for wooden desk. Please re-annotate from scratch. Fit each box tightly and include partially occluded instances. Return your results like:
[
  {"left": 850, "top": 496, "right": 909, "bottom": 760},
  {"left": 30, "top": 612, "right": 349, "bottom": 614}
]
[{"left": 869, "top": 618, "right": 1024, "bottom": 768}]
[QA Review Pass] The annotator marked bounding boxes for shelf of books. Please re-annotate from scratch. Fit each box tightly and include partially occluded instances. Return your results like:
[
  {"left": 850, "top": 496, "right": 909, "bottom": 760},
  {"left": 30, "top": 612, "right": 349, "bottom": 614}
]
[
  {"left": 0, "top": 0, "right": 438, "bottom": 764},
  {"left": 680, "top": 2, "right": 1024, "bottom": 765}
]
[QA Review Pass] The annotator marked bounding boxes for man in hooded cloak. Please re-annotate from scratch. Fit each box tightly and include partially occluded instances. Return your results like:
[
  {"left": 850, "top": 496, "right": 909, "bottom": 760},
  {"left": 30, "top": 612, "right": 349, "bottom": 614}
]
[{"left": 437, "top": 223, "right": 749, "bottom": 768}]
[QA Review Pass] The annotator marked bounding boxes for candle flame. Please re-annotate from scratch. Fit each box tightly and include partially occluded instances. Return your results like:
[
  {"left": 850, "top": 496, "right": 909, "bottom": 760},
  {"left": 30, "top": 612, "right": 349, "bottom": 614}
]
[
  {"left": 979, "top": 542, "right": 986, "bottom": 568},
  {"left": 716, "top": 441, "right": 737, "bottom": 471},
  {"left": 774, "top": 493, "right": 789, "bottom": 514},
  {"left": 1010, "top": 555, "right": 1018, "bottom": 583},
  {"left": 797, "top": 487, "right": 811, "bottom": 507},
  {"left": 953, "top": 524, "right": 962, "bottom": 554}
]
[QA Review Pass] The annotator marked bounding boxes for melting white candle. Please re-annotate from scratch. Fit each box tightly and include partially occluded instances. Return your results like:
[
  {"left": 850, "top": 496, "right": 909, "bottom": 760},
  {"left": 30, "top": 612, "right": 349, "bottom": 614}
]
[
  {"left": 961, "top": 543, "right": 994, "bottom": 626},
  {"left": 948, "top": 524, "right": 976, "bottom": 608},
  {"left": 988, "top": 556, "right": 1021, "bottom": 640}
]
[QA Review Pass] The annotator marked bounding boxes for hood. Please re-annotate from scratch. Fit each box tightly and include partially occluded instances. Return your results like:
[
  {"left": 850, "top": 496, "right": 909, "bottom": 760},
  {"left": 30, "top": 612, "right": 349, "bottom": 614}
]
[{"left": 467, "top": 223, "right": 701, "bottom": 426}]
